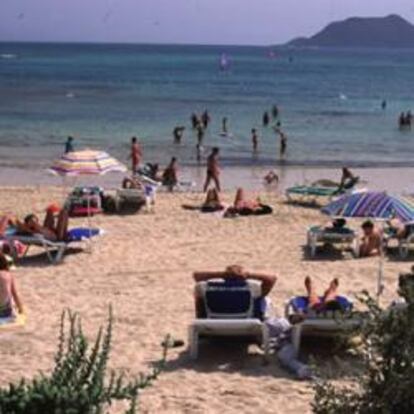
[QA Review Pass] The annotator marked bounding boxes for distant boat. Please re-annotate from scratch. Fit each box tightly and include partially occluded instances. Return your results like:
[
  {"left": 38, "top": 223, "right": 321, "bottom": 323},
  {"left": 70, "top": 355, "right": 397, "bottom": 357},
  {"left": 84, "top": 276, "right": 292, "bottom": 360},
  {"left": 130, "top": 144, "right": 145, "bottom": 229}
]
[{"left": 219, "top": 53, "right": 230, "bottom": 71}]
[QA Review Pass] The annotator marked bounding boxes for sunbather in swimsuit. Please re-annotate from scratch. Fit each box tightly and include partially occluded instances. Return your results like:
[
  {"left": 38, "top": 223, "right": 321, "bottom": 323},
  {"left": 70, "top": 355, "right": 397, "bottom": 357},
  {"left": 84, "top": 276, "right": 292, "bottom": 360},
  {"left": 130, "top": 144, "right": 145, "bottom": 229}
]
[
  {"left": 0, "top": 253, "right": 24, "bottom": 318},
  {"left": 16, "top": 207, "right": 69, "bottom": 242},
  {"left": 225, "top": 188, "right": 273, "bottom": 217},
  {"left": 304, "top": 276, "right": 341, "bottom": 312},
  {"left": 201, "top": 188, "right": 225, "bottom": 212}
]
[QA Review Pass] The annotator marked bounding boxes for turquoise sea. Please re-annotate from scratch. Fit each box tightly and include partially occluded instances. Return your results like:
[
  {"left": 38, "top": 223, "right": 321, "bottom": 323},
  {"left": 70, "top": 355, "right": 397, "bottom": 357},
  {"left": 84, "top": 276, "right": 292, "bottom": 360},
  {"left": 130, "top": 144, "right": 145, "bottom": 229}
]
[{"left": 1, "top": 42, "right": 414, "bottom": 171}]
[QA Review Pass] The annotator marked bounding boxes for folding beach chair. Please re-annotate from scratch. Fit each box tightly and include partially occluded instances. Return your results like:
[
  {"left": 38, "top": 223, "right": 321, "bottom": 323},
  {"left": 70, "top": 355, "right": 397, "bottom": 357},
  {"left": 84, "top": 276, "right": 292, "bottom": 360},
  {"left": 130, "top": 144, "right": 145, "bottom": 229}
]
[
  {"left": 188, "top": 279, "right": 271, "bottom": 360},
  {"left": 5, "top": 227, "right": 103, "bottom": 264},
  {"left": 285, "top": 295, "right": 360, "bottom": 353}
]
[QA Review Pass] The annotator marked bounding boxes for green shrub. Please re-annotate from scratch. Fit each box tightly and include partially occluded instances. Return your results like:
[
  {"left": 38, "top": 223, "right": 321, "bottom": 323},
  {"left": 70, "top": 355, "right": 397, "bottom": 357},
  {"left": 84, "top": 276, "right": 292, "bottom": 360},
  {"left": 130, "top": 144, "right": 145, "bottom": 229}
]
[
  {"left": 0, "top": 308, "right": 167, "bottom": 414},
  {"left": 312, "top": 274, "right": 414, "bottom": 414}
]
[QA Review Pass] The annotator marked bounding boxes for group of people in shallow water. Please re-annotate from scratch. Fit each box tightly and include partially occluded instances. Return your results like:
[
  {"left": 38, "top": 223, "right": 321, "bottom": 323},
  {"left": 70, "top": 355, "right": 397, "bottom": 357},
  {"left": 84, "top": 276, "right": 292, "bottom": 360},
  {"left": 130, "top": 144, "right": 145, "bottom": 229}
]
[
  {"left": 399, "top": 111, "right": 413, "bottom": 130},
  {"left": 173, "top": 105, "right": 288, "bottom": 162}
]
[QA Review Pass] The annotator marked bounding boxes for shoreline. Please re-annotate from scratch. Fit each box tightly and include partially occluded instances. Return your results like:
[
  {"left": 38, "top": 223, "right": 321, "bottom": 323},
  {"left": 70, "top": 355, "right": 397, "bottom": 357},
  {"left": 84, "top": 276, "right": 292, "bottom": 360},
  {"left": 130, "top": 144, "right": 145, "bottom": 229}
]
[{"left": 0, "top": 164, "right": 413, "bottom": 194}]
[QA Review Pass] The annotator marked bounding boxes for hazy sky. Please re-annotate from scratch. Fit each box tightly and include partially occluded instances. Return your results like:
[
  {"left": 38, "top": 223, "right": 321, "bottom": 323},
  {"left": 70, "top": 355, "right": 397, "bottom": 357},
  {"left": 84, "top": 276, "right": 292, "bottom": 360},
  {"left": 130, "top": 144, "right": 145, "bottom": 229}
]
[{"left": 1, "top": 0, "right": 414, "bottom": 45}]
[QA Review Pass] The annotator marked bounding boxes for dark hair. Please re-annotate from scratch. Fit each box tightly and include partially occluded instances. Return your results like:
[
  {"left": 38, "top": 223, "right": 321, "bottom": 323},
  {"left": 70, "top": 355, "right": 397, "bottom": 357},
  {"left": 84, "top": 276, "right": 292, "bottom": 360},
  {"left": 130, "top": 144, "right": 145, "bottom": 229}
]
[
  {"left": 0, "top": 253, "right": 10, "bottom": 271},
  {"left": 24, "top": 214, "right": 37, "bottom": 225},
  {"left": 212, "top": 147, "right": 219, "bottom": 154},
  {"left": 68, "top": 136, "right": 73, "bottom": 141},
  {"left": 252, "top": 128, "right": 256, "bottom": 133},
  {"left": 362, "top": 220, "right": 374, "bottom": 229},
  {"left": 131, "top": 136, "right": 137, "bottom": 143},
  {"left": 171, "top": 157, "right": 177, "bottom": 163}
]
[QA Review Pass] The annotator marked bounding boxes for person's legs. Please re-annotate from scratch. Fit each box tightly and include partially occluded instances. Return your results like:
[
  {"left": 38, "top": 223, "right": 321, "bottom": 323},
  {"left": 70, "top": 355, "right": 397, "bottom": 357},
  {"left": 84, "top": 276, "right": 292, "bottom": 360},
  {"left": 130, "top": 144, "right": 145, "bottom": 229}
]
[
  {"left": 322, "top": 278, "right": 339, "bottom": 303},
  {"left": 305, "top": 276, "right": 320, "bottom": 308},
  {"left": 203, "top": 173, "right": 212, "bottom": 192},
  {"left": 0, "top": 215, "right": 13, "bottom": 236},
  {"left": 56, "top": 209, "right": 69, "bottom": 241},
  {"left": 212, "top": 174, "right": 221, "bottom": 192},
  {"left": 43, "top": 210, "right": 56, "bottom": 231}
]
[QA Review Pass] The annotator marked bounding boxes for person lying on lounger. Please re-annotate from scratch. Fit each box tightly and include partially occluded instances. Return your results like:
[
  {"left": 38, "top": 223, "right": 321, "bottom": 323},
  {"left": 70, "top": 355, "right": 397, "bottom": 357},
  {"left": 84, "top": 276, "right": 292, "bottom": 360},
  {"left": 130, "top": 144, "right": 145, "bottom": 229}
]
[
  {"left": 17, "top": 207, "right": 69, "bottom": 242},
  {"left": 303, "top": 276, "right": 341, "bottom": 312},
  {"left": 360, "top": 220, "right": 382, "bottom": 257},
  {"left": 224, "top": 188, "right": 273, "bottom": 217},
  {"left": 193, "top": 265, "right": 277, "bottom": 316},
  {"left": 0, "top": 253, "right": 24, "bottom": 318}
]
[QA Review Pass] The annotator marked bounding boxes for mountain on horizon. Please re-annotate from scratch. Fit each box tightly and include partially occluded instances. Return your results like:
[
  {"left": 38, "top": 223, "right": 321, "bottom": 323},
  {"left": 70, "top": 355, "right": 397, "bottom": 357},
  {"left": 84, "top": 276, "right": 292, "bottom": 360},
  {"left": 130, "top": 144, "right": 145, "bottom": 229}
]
[{"left": 286, "top": 14, "right": 414, "bottom": 48}]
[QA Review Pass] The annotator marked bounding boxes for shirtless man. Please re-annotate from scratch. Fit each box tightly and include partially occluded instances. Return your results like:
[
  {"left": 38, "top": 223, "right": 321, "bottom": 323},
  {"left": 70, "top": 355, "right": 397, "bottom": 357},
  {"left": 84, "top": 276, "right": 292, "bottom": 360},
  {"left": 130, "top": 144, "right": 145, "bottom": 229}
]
[
  {"left": 130, "top": 137, "right": 142, "bottom": 174},
  {"left": 193, "top": 265, "right": 277, "bottom": 311},
  {"left": 0, "top": 253, "right": 24, "bottom": 318},
  {"left": 203, "top": 147, "right": 221, "bottom": 192},
  {"left": 360, "top": 220, "right": 382, "bottom": 257}
]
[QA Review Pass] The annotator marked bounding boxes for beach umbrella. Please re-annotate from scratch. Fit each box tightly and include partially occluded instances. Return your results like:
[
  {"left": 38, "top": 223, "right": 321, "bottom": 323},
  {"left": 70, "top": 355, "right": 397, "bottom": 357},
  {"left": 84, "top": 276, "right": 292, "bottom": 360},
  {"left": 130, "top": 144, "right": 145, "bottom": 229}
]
[
  {"left": 322, "top": 190, "right": 414, "bottom": 301},
  {"left": 49, "top": 149, "right": 127, "bottom": 246},
  {"left": 49, "top": 149, "right": 127, "bottom": 176},
  {"left": 322, "top": 191, "right": 414, "bottom": 223}
]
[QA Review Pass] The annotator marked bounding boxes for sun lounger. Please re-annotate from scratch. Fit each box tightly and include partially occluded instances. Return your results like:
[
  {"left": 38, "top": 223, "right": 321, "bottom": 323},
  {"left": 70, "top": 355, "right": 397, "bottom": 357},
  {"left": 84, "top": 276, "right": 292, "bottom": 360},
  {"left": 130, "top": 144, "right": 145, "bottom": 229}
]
[
  {"left": 383, "top": 223, "right": 414, "bottom": 258},
  {"left": 115, "top": 188, "right": 146, "bottom": 212},
  {"left": 285, "top": 295, "right": 360, "bottom": 353},
  {"left": 5, "top": 227, "right": 103, "bottom": 264},
  {"left": 286, "top": 185, "right": 342, "bottom": 205},
  {"left": 307, "top": 225, "right": 359, "bottom": 257},
  {"left": 188, "top": 279, "right": 271, "bottom": 360}
]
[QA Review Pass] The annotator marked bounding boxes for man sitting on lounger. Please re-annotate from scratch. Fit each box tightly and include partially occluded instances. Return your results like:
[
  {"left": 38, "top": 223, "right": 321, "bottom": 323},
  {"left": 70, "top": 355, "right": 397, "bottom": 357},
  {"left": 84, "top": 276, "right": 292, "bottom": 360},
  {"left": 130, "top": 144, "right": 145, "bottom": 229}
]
[
  {"left": 0, "top": 253, "right": 24, "bottom": 318},
  {"left": 360, "top": 220, "right": 382, "bottom": 257},
  {"left": 193, "top": 265, "right": 277, "bottom": 317}
]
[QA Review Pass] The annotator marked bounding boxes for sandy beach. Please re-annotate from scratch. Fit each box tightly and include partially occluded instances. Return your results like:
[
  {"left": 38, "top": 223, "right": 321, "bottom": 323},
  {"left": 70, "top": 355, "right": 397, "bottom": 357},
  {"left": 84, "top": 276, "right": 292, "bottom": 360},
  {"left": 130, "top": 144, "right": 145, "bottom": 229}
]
[{"left": 0, "top": 185, "right": 409, "bottom": 413}]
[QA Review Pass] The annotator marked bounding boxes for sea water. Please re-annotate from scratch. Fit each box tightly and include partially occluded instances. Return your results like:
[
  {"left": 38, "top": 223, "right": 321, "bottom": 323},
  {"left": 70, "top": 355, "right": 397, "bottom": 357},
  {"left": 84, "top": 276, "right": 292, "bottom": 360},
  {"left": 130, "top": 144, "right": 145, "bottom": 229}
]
[{"left": 1, "top": 42, "right": 414, "bottom": 172}]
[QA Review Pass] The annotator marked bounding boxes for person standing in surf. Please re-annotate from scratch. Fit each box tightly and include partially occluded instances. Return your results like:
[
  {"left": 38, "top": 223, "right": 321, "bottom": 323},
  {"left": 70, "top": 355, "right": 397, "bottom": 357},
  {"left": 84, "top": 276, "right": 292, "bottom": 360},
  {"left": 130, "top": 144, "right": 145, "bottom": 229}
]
[
  {"left": 203, "top": 147, "right": 221, "bottom": 192},
  {"left": 251, "top": 128, "right": 258, "bottom": 152},
  {"left": 221, "top": 117, "right": 228, "bottom": 135},
  {"left": 274, "top": 127, "right": 287, "bottom": 158},
  {"left": 64, "top": 136, "right": 74, "bottom": 153},
  {"left": 263, "top": 111, "right": 270, "bottom": 127},
  {"left": 201, "top": 110, "right": 211, "bottom": 129},
  {"left": 130, "top": 136, "right": 142, "bottom": 174}
]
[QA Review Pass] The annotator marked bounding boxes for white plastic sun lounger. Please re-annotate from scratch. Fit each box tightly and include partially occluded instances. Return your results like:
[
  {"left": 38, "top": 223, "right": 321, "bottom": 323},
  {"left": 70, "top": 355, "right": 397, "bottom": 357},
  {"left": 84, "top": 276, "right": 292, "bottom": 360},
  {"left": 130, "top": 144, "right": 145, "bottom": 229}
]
[
  {"left": 188, "top": 279, "right": 271, "bottom": 361},
  {"left": 5, "top": 228, "right": 104, "bottom": 264},
  {"left": 285, "top": 295, "right": 360, "bottom": 353}
]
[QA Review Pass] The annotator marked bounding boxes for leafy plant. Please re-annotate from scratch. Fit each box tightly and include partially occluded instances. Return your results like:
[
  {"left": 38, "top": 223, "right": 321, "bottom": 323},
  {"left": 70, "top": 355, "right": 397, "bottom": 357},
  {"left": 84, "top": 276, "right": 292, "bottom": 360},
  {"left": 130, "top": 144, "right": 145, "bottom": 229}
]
[
  {"left": 0, "top": 308, "right": 168, "bottom": 414},
  {"left": 312, "top": 272, "right": 414, "bottom": 414}
]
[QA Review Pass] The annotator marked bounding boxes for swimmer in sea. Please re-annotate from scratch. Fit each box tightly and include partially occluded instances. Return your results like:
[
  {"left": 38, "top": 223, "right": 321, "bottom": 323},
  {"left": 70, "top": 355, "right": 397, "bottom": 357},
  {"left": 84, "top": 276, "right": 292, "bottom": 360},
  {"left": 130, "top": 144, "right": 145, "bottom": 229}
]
[{"left": 173, "top": 126, "right": 185, "bottom": 144}]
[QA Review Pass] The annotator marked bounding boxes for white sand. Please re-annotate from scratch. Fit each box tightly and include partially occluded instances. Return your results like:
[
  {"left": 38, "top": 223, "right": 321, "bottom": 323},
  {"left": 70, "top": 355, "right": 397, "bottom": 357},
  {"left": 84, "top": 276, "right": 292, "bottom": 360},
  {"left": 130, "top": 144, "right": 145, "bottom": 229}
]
[{"left": 0, "top": 186, "right": 409, "bottom": 413}]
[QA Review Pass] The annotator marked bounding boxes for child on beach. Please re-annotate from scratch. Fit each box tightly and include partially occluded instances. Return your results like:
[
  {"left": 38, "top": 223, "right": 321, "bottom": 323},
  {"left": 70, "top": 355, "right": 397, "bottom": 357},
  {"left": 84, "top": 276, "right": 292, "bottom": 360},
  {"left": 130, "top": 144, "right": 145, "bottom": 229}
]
[
  {"left": 0, "top": 253, "right": 24, "bottom": 318},
  {"left": 129, "top": 136, "right": 142, "bottom": 174}
]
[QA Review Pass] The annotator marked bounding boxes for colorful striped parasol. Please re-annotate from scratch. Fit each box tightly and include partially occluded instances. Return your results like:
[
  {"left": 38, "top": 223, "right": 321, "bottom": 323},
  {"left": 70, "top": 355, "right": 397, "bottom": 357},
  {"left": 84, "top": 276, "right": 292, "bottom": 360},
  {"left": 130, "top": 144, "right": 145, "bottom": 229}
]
[
  {"left": 322, "top": 191, "right": 414, "bottom": 223},
  {"left": 49, "top": 149, "right": 127, "bottom": 176}
]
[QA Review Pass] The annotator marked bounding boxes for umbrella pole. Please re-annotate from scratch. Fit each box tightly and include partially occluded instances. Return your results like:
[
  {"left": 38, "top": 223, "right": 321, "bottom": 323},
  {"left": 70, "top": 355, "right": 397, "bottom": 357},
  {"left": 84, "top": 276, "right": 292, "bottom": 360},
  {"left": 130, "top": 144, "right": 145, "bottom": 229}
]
[{"left": 377, "top": 250, "right": 384, "bottom": 303}]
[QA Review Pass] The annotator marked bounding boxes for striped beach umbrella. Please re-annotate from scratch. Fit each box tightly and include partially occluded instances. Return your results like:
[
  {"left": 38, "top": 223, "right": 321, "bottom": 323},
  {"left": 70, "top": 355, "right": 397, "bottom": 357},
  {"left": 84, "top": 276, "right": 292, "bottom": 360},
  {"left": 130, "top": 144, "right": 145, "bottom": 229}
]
[
  {"left": 49, "top": 149, "right": 126, "bottom": 176},
  {"left": 322, "top": 191, "right": 414, "bottom": 223}
]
